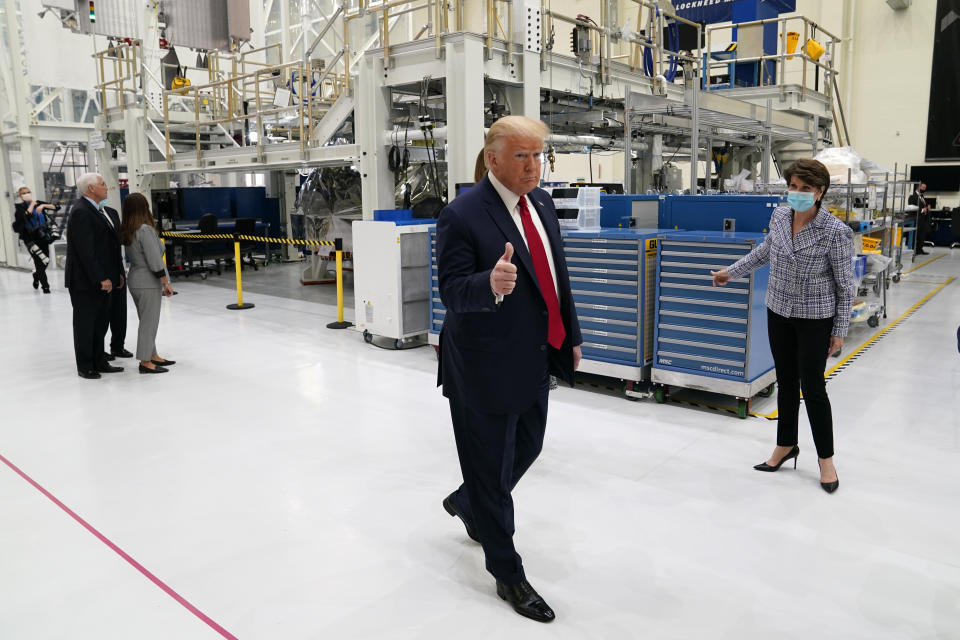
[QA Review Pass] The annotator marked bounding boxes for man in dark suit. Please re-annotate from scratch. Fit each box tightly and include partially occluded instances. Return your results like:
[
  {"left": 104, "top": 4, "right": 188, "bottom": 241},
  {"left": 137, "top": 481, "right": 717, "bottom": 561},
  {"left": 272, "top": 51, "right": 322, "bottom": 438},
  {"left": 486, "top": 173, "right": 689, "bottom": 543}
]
[
  {"left": 908, "top": 182, "right": 931, "bottom": 256},
  {"left": 65, "top": 173, "right": 126, "bottom": 379},
  {"left": 436, "top": 116, "right": 582, "bottom": 623},
  {"left": 103, "top": 204, "right": 132, "bottom": 361}
]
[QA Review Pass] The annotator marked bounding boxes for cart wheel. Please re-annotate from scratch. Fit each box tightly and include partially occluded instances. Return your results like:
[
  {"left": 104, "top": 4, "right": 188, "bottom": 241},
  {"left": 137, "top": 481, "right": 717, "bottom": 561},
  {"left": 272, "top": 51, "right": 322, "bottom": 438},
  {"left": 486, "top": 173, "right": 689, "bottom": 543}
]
[
  {"left": 892, "top": 274, "right": 901, "bottom": 283},
  {"left": 363, "top": 330, "right": 373, "bottom": 344},
  {"left": 394, "top": 339, "right": 403, "bottom": 349},
  {"left": 623, "top": 380, "right": 641, "bottom": 401},
  {"left": 737, "top": 399, "right": 748, "bottom": 419},
  {"left": 653, "top": 385, "right": 666, "bottom": 404},
  {"left": 867, "top": 315, "right": 879, "bottom": 328},
  {"left": 758, "top": 383, "right": 775, "bottom": 398}
]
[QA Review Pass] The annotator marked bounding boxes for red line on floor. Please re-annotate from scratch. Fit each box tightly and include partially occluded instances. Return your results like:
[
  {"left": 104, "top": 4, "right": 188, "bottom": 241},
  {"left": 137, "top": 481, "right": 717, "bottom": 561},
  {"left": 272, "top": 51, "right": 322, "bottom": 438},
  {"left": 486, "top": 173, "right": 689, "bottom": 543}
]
[{"left": 0, "top": 452, "right": 238, "bottom": 640}]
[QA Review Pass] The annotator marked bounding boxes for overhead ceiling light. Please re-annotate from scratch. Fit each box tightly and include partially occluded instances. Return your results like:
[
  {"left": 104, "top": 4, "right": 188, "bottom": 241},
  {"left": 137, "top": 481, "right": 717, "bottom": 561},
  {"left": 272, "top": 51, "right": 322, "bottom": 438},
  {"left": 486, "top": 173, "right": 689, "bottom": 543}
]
[{"left": 886, "top": 0, "right": 912, "bottom": 9}]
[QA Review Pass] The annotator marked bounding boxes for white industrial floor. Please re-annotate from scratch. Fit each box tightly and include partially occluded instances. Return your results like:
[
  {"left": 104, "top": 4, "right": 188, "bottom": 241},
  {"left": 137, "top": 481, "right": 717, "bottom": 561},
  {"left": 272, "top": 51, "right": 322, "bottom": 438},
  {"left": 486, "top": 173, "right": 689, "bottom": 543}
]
[{"left": 1, "top": 248, "right": 958, "bottom": 640}]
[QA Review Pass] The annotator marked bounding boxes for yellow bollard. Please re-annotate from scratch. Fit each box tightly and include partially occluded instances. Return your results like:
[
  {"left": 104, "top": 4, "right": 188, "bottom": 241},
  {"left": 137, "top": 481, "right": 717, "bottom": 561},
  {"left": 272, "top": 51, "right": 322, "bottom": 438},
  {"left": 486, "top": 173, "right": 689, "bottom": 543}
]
[
  {"left": 326, "top": 238, "right": 353, "bottom": 329},
  {"left": 226, "top": 239, "right": 255, "bottom": 310}
]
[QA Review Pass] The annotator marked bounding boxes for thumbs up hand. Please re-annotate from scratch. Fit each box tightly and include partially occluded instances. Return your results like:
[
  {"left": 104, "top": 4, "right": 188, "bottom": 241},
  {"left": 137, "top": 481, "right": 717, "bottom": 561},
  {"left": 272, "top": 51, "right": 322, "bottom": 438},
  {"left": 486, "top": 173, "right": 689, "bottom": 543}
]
[{"left": 490, "top": 242, "right": 518, "bottom": 296}]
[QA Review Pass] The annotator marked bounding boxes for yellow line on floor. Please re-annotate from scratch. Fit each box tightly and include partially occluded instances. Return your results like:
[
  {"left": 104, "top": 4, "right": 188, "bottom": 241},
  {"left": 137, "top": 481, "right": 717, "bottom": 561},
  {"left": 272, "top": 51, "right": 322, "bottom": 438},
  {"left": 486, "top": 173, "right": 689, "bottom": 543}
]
[
  {"left": 903, "top": 253, "right": 944, "bottom": 274},
  {"left": 752, "top": 276, "right": 956, "bottom": 420}
]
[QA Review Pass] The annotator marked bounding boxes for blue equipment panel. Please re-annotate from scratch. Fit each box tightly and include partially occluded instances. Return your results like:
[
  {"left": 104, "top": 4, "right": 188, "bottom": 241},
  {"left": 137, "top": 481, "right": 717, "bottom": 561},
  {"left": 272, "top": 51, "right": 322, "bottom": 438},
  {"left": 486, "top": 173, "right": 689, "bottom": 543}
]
[
  {"left": 658, "top": 194, "right": 782, "bottom": 234},
  {"left": 653, "top": 231, "right": 774, "bottom": 383},
  {"left": 599, "top": 194, "right": 661, "bottom": 229},
  {"left": 563, "top": 229, "right": 660, "bottom": 370}
]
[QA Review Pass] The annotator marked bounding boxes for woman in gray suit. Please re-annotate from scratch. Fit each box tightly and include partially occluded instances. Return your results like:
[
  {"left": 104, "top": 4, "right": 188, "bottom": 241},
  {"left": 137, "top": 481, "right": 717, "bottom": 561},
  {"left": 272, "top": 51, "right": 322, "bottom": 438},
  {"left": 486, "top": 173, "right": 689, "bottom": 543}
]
[{"left": 119, "top": 193, "right": 175, "bottom": 374}]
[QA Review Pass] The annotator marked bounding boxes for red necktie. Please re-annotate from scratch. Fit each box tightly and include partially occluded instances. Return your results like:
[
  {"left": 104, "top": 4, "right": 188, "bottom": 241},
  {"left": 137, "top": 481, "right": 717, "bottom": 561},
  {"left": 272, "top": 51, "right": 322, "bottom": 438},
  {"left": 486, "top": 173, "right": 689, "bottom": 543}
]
[{"left": 517, "top": 197, "right": 566, "bottom": 349}]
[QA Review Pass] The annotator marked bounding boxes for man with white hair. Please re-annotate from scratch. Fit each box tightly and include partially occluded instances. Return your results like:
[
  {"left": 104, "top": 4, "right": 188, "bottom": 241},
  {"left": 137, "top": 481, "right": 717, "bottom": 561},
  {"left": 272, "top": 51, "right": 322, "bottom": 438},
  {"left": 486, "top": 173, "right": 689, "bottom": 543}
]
[
  {"left": 436, "top": 116, "right": 582, "bottom": 623},
  {"left": 65, "top": 173, "right": 126, "bottom": 379}
]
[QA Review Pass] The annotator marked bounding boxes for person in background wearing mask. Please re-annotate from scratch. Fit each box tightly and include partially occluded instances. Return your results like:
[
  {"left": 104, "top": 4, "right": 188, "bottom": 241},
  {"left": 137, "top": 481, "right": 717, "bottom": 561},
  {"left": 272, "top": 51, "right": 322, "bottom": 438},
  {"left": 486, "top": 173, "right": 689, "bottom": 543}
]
[
  {"left": 907, "top": 182, "right": 931, "bottom": 256},
  {"left": 711, "top": 159, "right": 854, "bottom": 494},
  {"left": 13, "top": 186, "right": 58, "bottom": 293},
  {"left": 65, "top": 173, "right": 126, "bottom": 379}
]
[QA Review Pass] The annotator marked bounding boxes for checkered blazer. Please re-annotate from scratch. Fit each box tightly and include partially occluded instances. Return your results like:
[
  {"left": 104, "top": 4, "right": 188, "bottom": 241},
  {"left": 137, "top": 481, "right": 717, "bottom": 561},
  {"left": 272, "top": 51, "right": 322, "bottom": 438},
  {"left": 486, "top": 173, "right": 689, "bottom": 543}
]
[{"left": 726, "top": 206, "right": 855, "bottom": 337}]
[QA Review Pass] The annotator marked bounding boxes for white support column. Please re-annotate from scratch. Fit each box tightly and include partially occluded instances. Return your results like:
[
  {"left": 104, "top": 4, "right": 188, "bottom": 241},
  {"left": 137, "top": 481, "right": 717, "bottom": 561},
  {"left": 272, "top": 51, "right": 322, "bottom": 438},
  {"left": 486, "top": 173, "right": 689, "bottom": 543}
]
[
  {"left": 281, "top": 170, "right": 299, "bottom": 261},
  {"left": 124, "top": 108, "right": 157, "bottom": 201},
  {"left": 4, "top": 0, "right": 45, "bottom": 200},
  {"left": 0, "top": 143, "right": 19, "bottom": 267},
  {"left": 280, "top": 0, "right": 293, "bottom": 63},
  {"left": 444, "top": 37, "right": 485, "bottom": 200},
  {"left": 93, "top": 117, "right": 122, "bottom": 211},
  {"left": 356, "top": 51, "right": 394, "bottom": 219},
  {"left": 515, "top": 0, "right": 541, "bottom": 119}
]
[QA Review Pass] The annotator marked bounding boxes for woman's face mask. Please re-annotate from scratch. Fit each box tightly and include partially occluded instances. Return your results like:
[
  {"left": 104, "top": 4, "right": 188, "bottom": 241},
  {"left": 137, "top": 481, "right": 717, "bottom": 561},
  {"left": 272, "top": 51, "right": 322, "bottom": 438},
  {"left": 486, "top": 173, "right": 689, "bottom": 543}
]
[{"left": 19, "top": 191, "right": 33, "bottom": 203}]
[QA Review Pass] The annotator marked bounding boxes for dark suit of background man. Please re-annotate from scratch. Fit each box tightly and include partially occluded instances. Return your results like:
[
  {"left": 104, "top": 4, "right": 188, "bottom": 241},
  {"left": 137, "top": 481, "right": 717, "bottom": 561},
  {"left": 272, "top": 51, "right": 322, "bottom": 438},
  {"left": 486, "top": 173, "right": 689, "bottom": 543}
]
[
  {"left": 65, "top": 173, "right": 126, "bottom": 379},
  {"left": 103, "top": 204, "right": 132, "bottom": 360},
  {"left": 436, "top": 116, "right": 582, "bottom": 624},
  {"left": 907, "top": 182, "right": 931, "bottom": 256}
]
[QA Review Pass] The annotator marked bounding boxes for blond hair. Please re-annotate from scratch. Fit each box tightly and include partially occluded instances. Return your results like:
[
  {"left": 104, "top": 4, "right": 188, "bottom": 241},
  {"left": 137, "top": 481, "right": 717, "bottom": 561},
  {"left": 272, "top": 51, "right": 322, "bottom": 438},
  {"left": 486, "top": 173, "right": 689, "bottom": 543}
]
[{"left": 484, "top": 116, "right": 550, "bottom": 155}]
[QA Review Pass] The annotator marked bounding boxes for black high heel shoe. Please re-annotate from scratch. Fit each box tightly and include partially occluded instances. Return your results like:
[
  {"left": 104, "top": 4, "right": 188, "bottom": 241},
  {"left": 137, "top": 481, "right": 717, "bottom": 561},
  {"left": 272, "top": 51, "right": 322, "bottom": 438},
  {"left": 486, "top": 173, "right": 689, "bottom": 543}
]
[
  {"left": 753, "top": 445, "right": 799, "bottom": 472},
  {"left": 818, "top": 460, "right": 839, "bottom": 494}
]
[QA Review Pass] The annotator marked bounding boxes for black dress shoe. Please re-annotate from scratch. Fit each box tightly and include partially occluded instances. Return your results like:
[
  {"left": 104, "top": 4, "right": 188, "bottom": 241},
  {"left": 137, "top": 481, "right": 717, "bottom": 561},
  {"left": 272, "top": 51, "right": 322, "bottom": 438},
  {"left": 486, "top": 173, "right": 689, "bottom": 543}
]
[
  {"left": 95, "top": 363, "right": 124, "bottom": 373},
  {"left": 151, "top": 359, "right": 176, "bottom": 366},
  {"left": 103, "top": 352, "right": 116, "bottom": 361},
  {"left": 818, "top": 460, "right": 839, "bottom": 494},
  {"left": 111, "top": 348, "right": 134, "bottom": 358},
  {"left": 443, "top": 494, "right": 480, "bottom": 543},
  {"left": 496, "top": 579, "right": 555, "bottom": 623},
  {"left": 753, "top": 445, "right": 799, "bottom": 472},
  {"left": 32, "top": 273, "right": 39, "bottom": 289},
  {"left": 42, "top": 288, "right": 51, "bottom": 294},
  {"left": 77, "top": 369, "right": 102, "bottom": 379},
  {"left": 139, "top": 364, "right": 169, "bottom": 374}
]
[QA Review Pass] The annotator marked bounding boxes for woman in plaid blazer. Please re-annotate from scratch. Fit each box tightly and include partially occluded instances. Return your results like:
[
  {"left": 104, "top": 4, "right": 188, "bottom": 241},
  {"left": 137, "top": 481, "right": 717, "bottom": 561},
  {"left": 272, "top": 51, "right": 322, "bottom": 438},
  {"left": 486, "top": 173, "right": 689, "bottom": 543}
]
[{"left": 712, "top": 159, "right": 855, "bottom": 494}]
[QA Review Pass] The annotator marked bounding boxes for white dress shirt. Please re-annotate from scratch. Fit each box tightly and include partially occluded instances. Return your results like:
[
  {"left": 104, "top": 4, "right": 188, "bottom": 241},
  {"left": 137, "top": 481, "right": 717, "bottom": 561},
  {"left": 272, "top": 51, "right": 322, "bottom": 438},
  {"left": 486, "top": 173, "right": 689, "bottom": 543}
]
[
  {"left": 84, "top": 195, "right": 114, "bottom": 228},
  {"left": 487, "top": 171, "right": 559, "bottom": 300}
]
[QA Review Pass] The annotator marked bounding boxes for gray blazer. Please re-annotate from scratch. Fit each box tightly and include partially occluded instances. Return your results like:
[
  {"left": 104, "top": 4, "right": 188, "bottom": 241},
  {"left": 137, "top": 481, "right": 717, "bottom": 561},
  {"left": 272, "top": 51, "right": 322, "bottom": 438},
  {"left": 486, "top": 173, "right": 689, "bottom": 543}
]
[{"left": 126, "top": 224, "right": 169, "bottom": 289}]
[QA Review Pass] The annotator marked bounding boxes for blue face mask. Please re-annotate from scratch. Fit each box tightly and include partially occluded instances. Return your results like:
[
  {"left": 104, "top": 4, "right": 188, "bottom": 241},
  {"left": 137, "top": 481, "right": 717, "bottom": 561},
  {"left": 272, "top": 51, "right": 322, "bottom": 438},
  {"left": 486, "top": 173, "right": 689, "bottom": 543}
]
[
  {"left": 787, "top": 190, "right": 816, "bottom": 212},
  {"left": 98, "top": 198, "right": 109, "bottom": 208}
]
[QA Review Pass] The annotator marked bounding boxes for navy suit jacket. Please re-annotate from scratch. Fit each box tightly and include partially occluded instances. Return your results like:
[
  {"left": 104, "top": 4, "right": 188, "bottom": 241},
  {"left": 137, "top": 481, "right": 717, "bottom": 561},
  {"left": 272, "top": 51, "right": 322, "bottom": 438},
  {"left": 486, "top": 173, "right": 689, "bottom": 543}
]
[
  {"left": 65, "top": 198, "right": 124, "bottom": 291},
  {"left": 436, "top": 176, "right": 582, "bottom": 414}
]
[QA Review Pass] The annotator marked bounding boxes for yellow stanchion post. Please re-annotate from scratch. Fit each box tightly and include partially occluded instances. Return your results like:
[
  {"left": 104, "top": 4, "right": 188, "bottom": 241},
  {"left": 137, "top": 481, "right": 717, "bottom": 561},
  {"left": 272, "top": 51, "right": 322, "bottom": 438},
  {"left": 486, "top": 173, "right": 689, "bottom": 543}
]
[
  {"left": 326, "top": 237, "right": 353, "bottom": 329},
  {"left": 226, "top": 237, "right": 255, "bottom": 310}
]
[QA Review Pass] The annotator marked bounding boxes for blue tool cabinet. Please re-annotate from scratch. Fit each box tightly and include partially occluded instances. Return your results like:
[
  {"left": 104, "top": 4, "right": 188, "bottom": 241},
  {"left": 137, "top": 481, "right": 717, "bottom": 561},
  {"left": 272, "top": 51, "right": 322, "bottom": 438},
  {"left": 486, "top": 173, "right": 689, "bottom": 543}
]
[
  {"left": 652, "top": 231, "right": 776, "bottom": 417},
  {"left": 562, "top": 229, "right": 659, "bottom": 388},
  {"left": 428, "top": 226, "right": 443, "bottom": 347}
]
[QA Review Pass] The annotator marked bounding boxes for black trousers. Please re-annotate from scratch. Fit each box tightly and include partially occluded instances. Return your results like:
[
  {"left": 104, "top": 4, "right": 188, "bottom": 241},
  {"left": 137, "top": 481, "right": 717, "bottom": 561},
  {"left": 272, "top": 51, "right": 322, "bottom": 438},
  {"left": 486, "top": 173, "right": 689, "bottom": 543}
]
[
  {"left": 69, "top": 288, "right": 111, "bottom": 372},
  {"left": 767, "top": 309, "right": 835, "bottom": 459},
  {"left": 27, "top": 240, "right": 50, "bottom": 290},
  {"left": 915, "top": 214, "right": 931, "bottom": 250},
  {"left": 109, "top": 286, "right": 127, "bottom": 352},
  {"left": 447, "top": 374, "right": 550, "bottom": 585}
]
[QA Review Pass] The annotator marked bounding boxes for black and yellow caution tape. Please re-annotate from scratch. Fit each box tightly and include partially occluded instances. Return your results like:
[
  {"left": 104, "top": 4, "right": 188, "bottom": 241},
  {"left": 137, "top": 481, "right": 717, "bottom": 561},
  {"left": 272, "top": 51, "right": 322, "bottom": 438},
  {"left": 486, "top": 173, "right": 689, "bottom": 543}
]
[{"left": 160, "top": 232, "right": 340, "bottom": 248}]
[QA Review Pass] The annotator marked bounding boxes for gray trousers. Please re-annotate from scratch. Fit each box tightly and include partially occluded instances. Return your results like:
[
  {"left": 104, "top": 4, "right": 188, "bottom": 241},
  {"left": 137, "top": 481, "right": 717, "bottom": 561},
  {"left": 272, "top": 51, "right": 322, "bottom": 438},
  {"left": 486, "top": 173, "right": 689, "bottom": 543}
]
[{"left": 129, "top": 287, "right": 162, "bottom": 361}]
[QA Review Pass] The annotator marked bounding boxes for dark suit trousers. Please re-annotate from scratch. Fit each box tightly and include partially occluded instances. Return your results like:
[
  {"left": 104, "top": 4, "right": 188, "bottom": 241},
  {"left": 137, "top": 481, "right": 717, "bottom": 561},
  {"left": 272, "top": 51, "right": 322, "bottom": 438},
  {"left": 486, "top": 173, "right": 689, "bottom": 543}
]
[
  {"left": 109, "top": 287, "right": 127, "bottom": 352},
  {"left": 69, "top": 288, "right": 111, "bottom": 372},
  {"left": 767, "top": 309, "right": 835, "bottom": 459},
  {"left": 448, "top": 373, "right": 549, "bottom": 585}
]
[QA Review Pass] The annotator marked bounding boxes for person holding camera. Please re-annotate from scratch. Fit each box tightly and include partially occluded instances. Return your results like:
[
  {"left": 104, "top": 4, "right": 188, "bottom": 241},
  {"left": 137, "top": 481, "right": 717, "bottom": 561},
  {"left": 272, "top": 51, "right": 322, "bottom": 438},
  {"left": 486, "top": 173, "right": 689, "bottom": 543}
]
[{"left": 13, "top": 186, "right": 59, "bottom": 293}]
